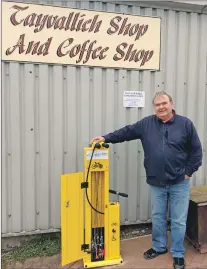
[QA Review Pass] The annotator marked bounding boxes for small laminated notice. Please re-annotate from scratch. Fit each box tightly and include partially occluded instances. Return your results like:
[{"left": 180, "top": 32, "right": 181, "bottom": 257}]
[{"left": 123, "top": 91, "right": 145, "bottom": 108}]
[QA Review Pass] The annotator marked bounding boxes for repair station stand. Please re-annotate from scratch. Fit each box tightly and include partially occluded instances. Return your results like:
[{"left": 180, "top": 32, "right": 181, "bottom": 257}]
[{"left": 61, "top": 142, "right": 128, "bottom": 268}]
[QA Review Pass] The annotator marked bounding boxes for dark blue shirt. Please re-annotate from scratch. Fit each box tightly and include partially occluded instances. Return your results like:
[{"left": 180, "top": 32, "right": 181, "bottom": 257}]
[{"left": 103, "top": 112, "right": 202, "bottom": 186}]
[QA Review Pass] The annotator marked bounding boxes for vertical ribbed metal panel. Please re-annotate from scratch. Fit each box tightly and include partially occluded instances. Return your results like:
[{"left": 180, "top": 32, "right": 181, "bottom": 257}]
[{"left": 2, "top": 0, "right": 207, "bottom": 235}]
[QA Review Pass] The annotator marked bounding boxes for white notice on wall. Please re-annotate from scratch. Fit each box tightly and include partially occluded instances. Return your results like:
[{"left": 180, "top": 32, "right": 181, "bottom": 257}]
[{"left": 123, "top": 91, "right": 145, "bottom": 108}]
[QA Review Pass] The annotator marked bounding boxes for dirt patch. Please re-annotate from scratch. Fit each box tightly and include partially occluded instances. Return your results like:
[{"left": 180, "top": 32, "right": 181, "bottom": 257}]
[{"left": 3, "top": 255, "right": 84, "bottom": 269}]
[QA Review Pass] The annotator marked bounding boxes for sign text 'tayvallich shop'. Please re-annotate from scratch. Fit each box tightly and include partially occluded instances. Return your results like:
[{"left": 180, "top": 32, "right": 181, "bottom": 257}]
[{"left": 2, "top": 1, "right": 161, "bottom": 70}]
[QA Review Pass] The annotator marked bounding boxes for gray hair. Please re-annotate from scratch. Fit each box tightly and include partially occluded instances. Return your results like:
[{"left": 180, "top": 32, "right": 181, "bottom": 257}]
[{"left": 152, "top": 91, "right": 173, "bottom": 104}]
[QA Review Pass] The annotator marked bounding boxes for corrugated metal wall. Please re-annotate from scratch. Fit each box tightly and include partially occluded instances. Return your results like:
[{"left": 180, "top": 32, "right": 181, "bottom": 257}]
[{"left": 2, "top": 0, "right": 207, "bottom": 236}]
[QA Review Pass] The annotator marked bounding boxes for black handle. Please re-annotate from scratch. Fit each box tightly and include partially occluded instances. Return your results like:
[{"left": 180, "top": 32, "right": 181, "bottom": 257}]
[
  {"left": 119, "top": 192, "right": 128, "bottom": 198},
  {"left": 102, "top": 143, "right": 109, "bottom": 148},
  {"left": 95, "top": 143, "right": 101, "bottom": 149},
  {"left": 94, "top": 142, "right": 109, "bottom": 149},
  {"left": 109, "top": 189, "right": 116, "bottom": 195},
  {"left": 109, "top": 189, "right": 128, "bottom": 198}
]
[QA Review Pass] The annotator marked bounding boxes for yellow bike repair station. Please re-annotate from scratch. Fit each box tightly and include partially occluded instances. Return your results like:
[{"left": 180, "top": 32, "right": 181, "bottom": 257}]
[{"left": 61, "top": 142, "right": 128, "bottom": 268}]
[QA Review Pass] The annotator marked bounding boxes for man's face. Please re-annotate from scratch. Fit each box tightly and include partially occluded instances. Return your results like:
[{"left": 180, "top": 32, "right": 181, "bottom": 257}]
[{"left": 153, "top": 95, "right": 173, "bottom": 120}]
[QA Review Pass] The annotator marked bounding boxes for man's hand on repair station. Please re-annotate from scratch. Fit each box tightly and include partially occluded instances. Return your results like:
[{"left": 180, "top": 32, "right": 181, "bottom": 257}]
[
  {"left": 185, "top": 174, "right": 190, "bottom": 180},
  {"left": 90, "top": 136, "right": 105, "bottom": 146}
]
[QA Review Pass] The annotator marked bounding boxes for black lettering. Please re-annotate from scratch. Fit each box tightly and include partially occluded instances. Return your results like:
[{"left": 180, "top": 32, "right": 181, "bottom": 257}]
[
  {"left": 46, "top": 15, "right": 58, "bottom": 28},
  {"left": 99, "top": 47, "right": 109, "bottom": 60},
  {"left": 54, "top": 16, "right": 66, "bottom": 30},
  {"left": 69, "top": 44, "right": 81, "bottom": 57},
  {"left": 118, "top": 18, "right": 131, "bottom": 36},
  {"left": 134, "top": 50, "right": 145, "bottom": 62},
  {"left": 140, "top": 50, "right": 154, "bottom": 66},
  {"left": 135, "top": 25, "right": 148, "bottom": 41},
  {"left": 81, "top": 19, "right": 91, "bottom": 32},
  {"left": 26, "top": 41, "right": 40, "bottom": 55},
  {"left": 71, "top": 13, "right": 80, "bottom": 31},
  {"left": 129, "top": 24, "right": 139, "bottom": 36},
  {"left": 82, "top": 40, "right": 96, "bottom": 64},
  {"left": 76, "top": 14, "right": 86, "bottom": 31},
  {"left": 113, "top": 42, "right": 127, "bottom": 61},
  {"left": 65, "top": 12, "right": 74, "bottom": 31},
  {"left": 5, "top": 34, "right": 26, "bottom": 55},
  {"left": 34, "top": 15, "right": 49, "bottom": 33},
  {"left": 107, "top": 16, "right": 121, "bottom": 35},
  {"left": 10, "top": 5, "right": 29, "bottom": 26},
  {"left": 124, "top": 44, "right": 136, "bottom": 61},
  {"left": 23, "top": 13, "right": 36, "bottom": 27},
  {"left": 89, "top": 15, "right": 102, "bottom": 33},
  {"left": 92, "top": 47, "right": 101, "bottom": 59},
  {"left": 37, "top": 37, "right": 52, "bottom": 56},
  {"left": 57, "top": 38, "right": 74, "bottom": 57}
]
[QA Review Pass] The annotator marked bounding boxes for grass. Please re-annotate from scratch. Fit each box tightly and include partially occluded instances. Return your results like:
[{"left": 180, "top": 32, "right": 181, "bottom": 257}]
[{"left": 2, "top": 234, "right": 61, "bottom": 264}]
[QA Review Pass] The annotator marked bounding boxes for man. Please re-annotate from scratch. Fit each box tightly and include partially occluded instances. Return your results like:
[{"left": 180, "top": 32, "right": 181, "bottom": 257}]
[{"left": 90, "top": 91, "right": 202, "bottom": 269}]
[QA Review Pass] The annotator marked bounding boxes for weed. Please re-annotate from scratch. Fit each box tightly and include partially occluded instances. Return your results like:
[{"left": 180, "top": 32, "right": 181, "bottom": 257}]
[{"left": 2, "top": 234, "right": 60, "bottom": 263}]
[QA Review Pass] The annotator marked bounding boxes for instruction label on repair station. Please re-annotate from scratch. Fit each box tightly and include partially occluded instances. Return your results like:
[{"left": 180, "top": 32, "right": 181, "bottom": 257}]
[{"left": 86, "top": 150, "right": 108, "bottom": 160}]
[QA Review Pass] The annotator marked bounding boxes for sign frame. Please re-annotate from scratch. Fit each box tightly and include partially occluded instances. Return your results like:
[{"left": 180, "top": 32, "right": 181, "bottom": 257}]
[{"left": 2, "top": 1, "right": 162, "bottom": 71}]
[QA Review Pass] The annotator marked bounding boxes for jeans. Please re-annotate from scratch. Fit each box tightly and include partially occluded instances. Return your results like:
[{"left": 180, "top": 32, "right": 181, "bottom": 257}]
[{"left": 150, "top": 179, "right": 190, "bottom": 258}]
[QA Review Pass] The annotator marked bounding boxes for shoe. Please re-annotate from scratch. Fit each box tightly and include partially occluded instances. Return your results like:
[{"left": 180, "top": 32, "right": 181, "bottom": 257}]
[
  {"left": 173, "top": 257, "right": 185, "bottom": 269},
  {"left": 143, "top": 248, "right": 168, "bottom": 259}
]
